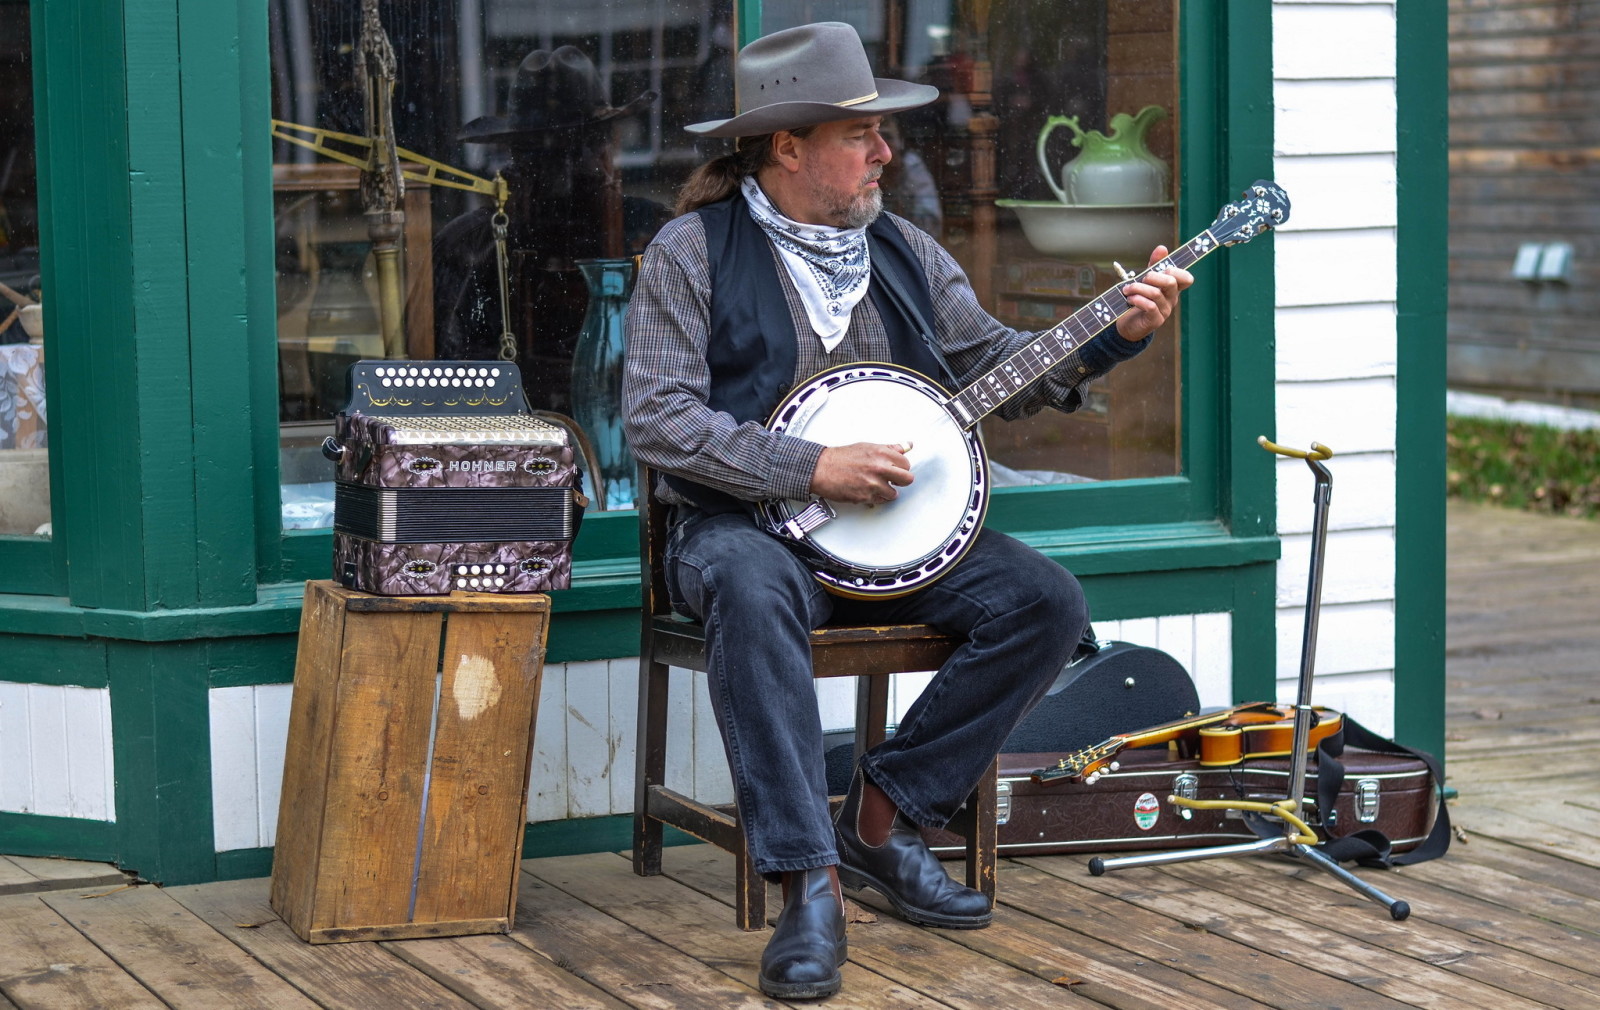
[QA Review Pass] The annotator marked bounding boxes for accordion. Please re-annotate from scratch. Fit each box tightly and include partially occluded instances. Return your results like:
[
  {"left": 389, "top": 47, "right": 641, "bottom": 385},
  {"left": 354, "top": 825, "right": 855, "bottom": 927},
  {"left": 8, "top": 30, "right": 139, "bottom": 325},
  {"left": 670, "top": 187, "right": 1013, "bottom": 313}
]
[{"left": 323, "top": 360, "right": 586, "bottom": 596}]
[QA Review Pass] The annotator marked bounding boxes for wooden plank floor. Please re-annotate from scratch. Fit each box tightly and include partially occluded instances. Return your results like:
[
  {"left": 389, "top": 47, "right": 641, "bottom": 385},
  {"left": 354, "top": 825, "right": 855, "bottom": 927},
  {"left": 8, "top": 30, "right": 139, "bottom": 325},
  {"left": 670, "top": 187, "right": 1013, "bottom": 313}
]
[{"left": 4, "top": 499, "right": 1598, "bottom": 1009}]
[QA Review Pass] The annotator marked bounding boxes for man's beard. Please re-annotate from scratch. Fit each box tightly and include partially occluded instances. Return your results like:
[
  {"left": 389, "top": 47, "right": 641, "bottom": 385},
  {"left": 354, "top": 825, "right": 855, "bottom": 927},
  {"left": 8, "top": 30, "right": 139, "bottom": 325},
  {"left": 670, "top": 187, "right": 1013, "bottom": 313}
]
[{"left": 809, "top": 172, "right": 884, "bottom": 229}]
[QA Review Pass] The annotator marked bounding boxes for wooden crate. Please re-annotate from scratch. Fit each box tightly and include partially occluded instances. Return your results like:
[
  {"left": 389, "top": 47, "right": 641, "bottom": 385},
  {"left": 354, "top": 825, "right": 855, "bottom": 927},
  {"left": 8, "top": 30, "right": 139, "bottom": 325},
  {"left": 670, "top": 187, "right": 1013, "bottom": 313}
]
[{"left": 270, "top": 580, "right": 551, "bottom": 943}]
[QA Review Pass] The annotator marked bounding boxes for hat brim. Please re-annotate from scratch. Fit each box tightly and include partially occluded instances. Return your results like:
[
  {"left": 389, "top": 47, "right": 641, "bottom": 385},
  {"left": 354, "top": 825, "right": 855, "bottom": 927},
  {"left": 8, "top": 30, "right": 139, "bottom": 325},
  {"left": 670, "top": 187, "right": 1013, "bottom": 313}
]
[
  {"left": 686, "top": 78, "right": 937, "bottom": 138},
  {"left": 459, "top": 91, "right": 656, "bottom": 143}
]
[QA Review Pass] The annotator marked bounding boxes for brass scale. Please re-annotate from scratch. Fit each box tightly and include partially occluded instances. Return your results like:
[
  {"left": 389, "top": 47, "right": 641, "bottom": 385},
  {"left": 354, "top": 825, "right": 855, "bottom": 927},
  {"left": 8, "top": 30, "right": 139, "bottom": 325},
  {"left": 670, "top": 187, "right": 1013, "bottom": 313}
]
[{"left": 271, "top": 0, "right": 518, "bottom": 361}]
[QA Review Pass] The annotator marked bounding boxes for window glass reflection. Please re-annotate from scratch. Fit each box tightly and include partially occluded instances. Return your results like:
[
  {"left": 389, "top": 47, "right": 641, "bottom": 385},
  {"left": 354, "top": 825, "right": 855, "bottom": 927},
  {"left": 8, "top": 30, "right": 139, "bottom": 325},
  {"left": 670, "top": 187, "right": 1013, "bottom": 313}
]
[
  {"left": 269, "top": 0, "right": 1177, "bottom": 531},
  {"left": 270, "top": 0, "right": 732, "bottom": 525},
  {"left": 0, "top": 6, "right": 50, "bottom": 538},
  {"left": 765, "top": 0, "right": 1181, "bottom": 483}
]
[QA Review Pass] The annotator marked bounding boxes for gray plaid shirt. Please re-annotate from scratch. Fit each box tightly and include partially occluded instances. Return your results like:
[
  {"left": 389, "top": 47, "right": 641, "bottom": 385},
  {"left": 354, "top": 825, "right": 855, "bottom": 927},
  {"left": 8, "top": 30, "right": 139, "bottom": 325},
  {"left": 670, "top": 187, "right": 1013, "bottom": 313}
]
[{"left": 621, "top": 208, "right": 1149, "bottom": 503}]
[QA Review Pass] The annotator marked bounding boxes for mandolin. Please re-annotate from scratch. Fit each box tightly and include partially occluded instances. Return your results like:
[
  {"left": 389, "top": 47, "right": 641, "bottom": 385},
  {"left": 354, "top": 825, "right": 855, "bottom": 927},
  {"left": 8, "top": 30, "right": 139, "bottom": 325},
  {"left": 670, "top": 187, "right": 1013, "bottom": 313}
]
[{"left": 1030, "top": 702, "right": 1344, "bottom": 785}]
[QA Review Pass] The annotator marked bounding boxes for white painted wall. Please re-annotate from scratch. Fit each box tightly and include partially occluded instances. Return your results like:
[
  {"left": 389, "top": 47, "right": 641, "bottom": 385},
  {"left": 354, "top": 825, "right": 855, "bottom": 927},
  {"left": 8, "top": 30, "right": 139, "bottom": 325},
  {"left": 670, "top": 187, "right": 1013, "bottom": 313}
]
[
  {"left": 208, "top": 612, "right": 1233, "bottom": 848},
  {"left": 0, "top": 683, "right": 116, "bottom": 821},
  {"left": 210, "top": 684, "right": 293, "bottom": 851},
  {"left": 1272, "top": 0, "right": 1398, "bottom": 737}
]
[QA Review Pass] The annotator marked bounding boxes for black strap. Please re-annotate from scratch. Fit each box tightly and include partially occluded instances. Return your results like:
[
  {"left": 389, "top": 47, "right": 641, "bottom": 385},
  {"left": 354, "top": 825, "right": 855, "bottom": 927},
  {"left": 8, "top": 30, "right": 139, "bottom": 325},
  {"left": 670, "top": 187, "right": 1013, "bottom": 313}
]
[
  {"left": 1311, "top": 716, "right": 1452, "bottom": 868},
  {"left": 866, "top": 231, "right": 956, "bottom": 387}
]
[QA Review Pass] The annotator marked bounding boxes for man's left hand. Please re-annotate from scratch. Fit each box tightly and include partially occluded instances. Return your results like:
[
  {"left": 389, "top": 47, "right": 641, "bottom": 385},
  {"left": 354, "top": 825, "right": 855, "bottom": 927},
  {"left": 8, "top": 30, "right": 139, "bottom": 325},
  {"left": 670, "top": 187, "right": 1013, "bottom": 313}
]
[{"left": 1115, "top": 245, "right": 1194, "bottom": 342}]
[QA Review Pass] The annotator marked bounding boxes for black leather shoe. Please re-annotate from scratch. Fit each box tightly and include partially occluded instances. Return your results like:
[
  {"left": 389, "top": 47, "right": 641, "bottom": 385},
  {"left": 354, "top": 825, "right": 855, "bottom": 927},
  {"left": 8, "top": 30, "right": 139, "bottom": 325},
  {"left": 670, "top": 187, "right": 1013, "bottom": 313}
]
[
  {"left": 834, "top": 772, "right": 993, "bottom": 929},
  {"left": 758, "top": 867, "right": 847, "bottom": 999}
]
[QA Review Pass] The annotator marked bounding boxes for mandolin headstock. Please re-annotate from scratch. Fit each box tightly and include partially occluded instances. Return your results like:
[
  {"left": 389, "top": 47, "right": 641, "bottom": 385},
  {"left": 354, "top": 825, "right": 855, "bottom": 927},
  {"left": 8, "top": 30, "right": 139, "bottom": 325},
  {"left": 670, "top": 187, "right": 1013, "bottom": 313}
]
[{"left": 1031, "top": 740, "right": 1122, "bottom": 785}]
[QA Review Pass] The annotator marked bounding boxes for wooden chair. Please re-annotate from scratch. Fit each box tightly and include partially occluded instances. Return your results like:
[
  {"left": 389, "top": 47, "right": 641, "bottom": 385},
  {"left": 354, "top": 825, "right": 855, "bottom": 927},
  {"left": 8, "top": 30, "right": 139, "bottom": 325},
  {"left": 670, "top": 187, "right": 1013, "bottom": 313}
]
[{"left": 631, "top": 466, "right": 998, "bottom": 930}]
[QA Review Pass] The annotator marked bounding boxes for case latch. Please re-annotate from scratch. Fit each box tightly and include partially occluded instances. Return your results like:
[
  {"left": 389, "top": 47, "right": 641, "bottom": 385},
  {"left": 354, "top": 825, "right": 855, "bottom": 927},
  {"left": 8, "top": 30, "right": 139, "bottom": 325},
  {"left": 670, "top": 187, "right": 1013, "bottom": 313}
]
[
  {"left": 995, "top": 779, "right": 1012, "bottom": 825},
  {"left": 1355, "top": 778, "right": 1381, "bottom": 822},
  {"left": 1172, "top": 772, "right": 1200, "bottom": 820}
]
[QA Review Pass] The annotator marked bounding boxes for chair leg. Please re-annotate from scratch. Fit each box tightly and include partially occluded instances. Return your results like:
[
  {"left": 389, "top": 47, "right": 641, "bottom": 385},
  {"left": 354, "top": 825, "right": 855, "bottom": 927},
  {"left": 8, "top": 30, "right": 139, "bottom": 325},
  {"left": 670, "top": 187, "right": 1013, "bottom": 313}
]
[
  {"left": 855, "top": 673, "right": 892, "bottom": 756},
  {"left": 946, "top": 755, "right": 999, "bottom": 899},
  {"left": 966, "top": 756, "right": 999, "bottom": 899},
  {"left": 855, "top": 675, "right": 997, "bottom": 898},
  {"left": 633, "top": 655, "right": 670, "bottom": 877},
  {"left": 734, "top": 837, "right": 768, "bottom": 930}
]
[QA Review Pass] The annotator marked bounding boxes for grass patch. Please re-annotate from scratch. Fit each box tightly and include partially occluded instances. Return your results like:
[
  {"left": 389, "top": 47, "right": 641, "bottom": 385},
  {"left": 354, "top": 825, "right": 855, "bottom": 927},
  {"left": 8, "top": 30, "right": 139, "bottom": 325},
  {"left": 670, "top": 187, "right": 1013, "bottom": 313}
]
[{"left": 1447, "top": 415, "right": 1600, "bottom": 519}]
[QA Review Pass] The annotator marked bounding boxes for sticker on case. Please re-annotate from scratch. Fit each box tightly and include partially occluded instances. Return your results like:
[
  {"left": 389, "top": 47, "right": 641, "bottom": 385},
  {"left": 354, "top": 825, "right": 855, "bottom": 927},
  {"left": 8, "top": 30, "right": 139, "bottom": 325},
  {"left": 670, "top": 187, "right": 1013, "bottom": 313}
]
[{"left": 1133, "top": 792, "right": 1161, "bottom": 830}]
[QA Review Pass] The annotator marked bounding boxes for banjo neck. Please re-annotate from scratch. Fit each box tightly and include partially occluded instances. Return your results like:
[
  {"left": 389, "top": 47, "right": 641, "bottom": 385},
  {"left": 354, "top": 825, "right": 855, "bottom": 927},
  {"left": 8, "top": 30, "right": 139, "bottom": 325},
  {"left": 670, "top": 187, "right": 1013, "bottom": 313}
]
[{"left": 944, "top": 229, "right": 1221, "bottom": 430}]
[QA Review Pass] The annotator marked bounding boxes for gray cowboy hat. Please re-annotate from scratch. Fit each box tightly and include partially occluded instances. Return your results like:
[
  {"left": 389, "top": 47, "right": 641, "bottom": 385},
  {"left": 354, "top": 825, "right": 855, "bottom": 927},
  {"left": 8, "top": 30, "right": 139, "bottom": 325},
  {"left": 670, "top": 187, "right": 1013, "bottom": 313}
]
[
  {"left": 459, "top": 46, "right": 655, "bottom": 143},
  {"left": 686, "top": 22, "right": 937, "bottom": 138}
]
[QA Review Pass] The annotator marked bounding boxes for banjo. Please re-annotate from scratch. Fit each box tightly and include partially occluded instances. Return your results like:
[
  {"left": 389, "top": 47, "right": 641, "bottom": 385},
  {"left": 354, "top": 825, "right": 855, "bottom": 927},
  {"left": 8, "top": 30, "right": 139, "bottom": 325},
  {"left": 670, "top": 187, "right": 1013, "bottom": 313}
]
[{"left": 757, "top": 180, "right": 1291, "bottom": 599}]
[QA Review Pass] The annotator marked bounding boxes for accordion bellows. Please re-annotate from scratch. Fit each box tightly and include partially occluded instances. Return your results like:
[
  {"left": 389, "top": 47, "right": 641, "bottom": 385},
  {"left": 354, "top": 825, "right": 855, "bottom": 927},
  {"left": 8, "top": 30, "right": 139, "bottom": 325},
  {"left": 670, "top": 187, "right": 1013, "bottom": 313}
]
[{"left": 326, "top": 361, "right": 585, "bottom": 595}]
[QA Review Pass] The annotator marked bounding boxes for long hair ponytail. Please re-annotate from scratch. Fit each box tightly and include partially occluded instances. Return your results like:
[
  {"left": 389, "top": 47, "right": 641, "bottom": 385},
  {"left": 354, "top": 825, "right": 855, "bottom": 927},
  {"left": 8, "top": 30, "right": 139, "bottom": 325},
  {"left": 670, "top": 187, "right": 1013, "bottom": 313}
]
[{"left": 673, "top": 127, "right": 816, "bottom": 216}]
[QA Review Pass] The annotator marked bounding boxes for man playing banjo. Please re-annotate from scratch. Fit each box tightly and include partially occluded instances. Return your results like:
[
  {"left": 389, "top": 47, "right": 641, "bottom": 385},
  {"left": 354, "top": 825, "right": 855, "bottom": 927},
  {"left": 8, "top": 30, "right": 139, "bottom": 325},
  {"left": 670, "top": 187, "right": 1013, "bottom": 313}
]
[{"left": 622, "top": 21, "right": 1191, "bottom": 1000}]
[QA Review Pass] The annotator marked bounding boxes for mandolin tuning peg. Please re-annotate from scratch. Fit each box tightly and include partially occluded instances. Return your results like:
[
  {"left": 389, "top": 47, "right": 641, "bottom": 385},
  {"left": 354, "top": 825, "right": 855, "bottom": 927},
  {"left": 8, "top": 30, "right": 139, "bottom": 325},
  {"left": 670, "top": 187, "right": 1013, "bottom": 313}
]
[
  {"left": 1085, "top": 771, "right": 1101, "bottom": 785},
  {"left": 1108, "top": 761, "right": 1120, "bottom": 772}
]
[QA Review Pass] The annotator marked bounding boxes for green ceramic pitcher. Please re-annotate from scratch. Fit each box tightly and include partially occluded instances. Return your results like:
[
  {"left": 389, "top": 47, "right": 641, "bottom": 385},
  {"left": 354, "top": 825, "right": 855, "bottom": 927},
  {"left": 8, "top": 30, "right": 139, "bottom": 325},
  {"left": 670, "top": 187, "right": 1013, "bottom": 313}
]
[{"left": 1037, "top": 105, "right": 1169, "bottom": 205}]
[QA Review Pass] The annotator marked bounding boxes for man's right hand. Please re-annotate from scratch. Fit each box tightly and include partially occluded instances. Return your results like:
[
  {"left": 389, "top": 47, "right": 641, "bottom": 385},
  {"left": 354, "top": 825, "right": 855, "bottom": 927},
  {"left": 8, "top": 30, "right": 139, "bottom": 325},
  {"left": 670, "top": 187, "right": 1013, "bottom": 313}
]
[{"left": 810, "top": 442, "right": 914, "bottom": 505}]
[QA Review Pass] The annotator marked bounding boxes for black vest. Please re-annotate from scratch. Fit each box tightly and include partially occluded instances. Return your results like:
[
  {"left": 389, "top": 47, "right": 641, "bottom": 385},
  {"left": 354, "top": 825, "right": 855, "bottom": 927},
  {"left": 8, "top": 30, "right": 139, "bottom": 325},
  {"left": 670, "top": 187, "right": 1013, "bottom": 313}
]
[
  {"left": 664, "top": 193, "right": 948, "bottom": 513},
  {"left": 695, "top": 191, "right": 947, "bottom": 423}
]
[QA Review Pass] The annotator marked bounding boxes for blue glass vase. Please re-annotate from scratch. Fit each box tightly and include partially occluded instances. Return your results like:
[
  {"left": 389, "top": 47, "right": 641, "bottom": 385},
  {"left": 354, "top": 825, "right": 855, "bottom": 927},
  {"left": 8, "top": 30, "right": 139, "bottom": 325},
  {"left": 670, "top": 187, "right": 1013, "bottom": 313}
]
[{"left": 570, "top": 257, "right": 637, "bottom": 509}]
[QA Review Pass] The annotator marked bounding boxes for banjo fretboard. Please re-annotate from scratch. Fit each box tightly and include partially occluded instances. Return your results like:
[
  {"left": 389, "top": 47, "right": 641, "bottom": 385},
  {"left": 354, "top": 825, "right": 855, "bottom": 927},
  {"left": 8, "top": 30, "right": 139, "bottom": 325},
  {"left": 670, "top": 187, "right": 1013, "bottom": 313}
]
[{"left": 946, "top": 231, "right": 1220, "bottom": 429}]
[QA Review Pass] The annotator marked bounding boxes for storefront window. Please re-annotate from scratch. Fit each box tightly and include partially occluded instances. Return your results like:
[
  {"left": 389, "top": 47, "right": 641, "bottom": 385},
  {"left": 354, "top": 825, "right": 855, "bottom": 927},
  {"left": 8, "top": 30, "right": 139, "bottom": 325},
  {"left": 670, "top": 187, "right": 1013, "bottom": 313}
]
[
  {"left": 0, "top": 4, "right": 50, "bottom": 538},
  {"left": 270, "top": 0, "right": 733, "bottom": 526},
  {"left": 270, "top": 0, "right": 1177, "bottom": 530}
]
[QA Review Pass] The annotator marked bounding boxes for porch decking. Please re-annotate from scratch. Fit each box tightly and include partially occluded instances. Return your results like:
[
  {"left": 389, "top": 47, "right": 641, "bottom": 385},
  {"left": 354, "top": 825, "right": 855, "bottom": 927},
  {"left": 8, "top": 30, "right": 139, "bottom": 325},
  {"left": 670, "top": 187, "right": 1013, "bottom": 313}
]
[{"left": 3, "top": 499, "right": 1599, "bottom": 1010}]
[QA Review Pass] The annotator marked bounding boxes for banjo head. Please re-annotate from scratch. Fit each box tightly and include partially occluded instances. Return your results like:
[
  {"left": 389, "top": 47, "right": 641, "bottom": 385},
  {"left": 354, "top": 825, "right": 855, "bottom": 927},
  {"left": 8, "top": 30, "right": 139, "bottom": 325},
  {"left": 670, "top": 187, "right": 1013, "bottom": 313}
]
[{"left": 765, "top": 363, "right": 988, "bottom": 598}]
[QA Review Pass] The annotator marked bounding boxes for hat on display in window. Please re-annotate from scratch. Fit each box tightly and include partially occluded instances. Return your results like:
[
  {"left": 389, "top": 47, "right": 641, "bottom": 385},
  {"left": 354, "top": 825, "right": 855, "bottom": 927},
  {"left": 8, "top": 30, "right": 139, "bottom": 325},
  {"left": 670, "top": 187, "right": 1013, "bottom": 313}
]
[{"left": 458, "top": 46, "right": 656, "bottom": 143}]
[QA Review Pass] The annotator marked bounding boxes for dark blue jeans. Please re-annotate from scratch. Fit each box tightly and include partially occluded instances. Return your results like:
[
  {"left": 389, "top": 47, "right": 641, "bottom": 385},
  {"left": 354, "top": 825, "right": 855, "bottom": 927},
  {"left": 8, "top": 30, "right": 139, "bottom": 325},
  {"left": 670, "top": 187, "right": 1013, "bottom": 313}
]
[{"left": 665, "top": 510, "right": 1088, "bottom": 878}]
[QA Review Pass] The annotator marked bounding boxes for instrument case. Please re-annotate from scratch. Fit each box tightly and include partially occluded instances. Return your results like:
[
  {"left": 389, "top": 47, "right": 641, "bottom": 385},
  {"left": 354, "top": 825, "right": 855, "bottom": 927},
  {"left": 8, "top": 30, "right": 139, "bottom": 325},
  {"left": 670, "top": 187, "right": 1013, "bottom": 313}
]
[{"left": 922, "top": 746, "right": 1438, "bottom": 858}]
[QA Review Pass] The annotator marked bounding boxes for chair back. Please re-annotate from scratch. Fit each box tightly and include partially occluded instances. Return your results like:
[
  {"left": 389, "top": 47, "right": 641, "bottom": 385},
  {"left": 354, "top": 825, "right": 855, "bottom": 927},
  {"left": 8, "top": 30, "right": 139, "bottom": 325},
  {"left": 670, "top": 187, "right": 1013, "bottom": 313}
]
[{"left": 637, "top": 464, "right": 676, "bottom": 620}]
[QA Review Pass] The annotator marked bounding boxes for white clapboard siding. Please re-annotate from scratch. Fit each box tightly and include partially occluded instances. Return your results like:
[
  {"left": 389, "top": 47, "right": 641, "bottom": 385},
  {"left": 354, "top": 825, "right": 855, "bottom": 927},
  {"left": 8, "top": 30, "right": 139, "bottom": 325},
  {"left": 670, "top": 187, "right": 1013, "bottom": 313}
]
[
  {"left": 209, "top": 684, "right": 293, "bottom": 851},
  {"left": 1276, "top": 378, "right": 1396, "bottom": 455},
  {"left": 528, "top": 659, "right": 736, "bottom": 827},
  {"left": 1276, "top": 80, "right": 1396, "bottom": 157},
  {"left": 1273, "top": 452, "right": 1396, "bottom": 533},
  {"left": 1277, "top": 303, "right": 1397, "bottom": 382},
  {"left": 1099, "top": 614, "right": 1234, "bottom": 710},
  {"left": 528, "top": 612, "right": 1233, "bottom": 827},
  {"left": 1273, "top": 0, "right": 1398, "bottom": 733},
  {"left": 563, "top": 659, "right": 613, "bottom": 819},
  {"left": 811, "top": 614, "right": 1232, "bottom": 735},
  {"left": 1276, "top": 230, "right": 1397, "bottom": 307},
  {"left": 0, "top": 683, "right": 115, "bottom": 822},
  {"left": 1276, "top": 528, "right": 1396, "bottom": 608},
  {"left": 1276, "top": 602, "right": 1397, "bottom": 682},
  {"left": 1269, "top": 155, "right": 1396, "bottom": 233},
  {"left": 1272, "top": 2, "right": 1396, "bottom": 82},
  {"left": 208, "top": 615, "right": 1237, "bottom": 845},
  {"left": 527, "top": 658, "right": 568, "bottom": 823}
]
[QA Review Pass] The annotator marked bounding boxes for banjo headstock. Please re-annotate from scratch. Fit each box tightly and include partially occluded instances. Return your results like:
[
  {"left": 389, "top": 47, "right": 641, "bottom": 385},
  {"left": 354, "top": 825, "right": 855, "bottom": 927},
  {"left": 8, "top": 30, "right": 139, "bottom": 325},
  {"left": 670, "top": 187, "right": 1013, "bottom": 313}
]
[{"left": 1207, "top": 180, "right": 1291, "bottom": 247}]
